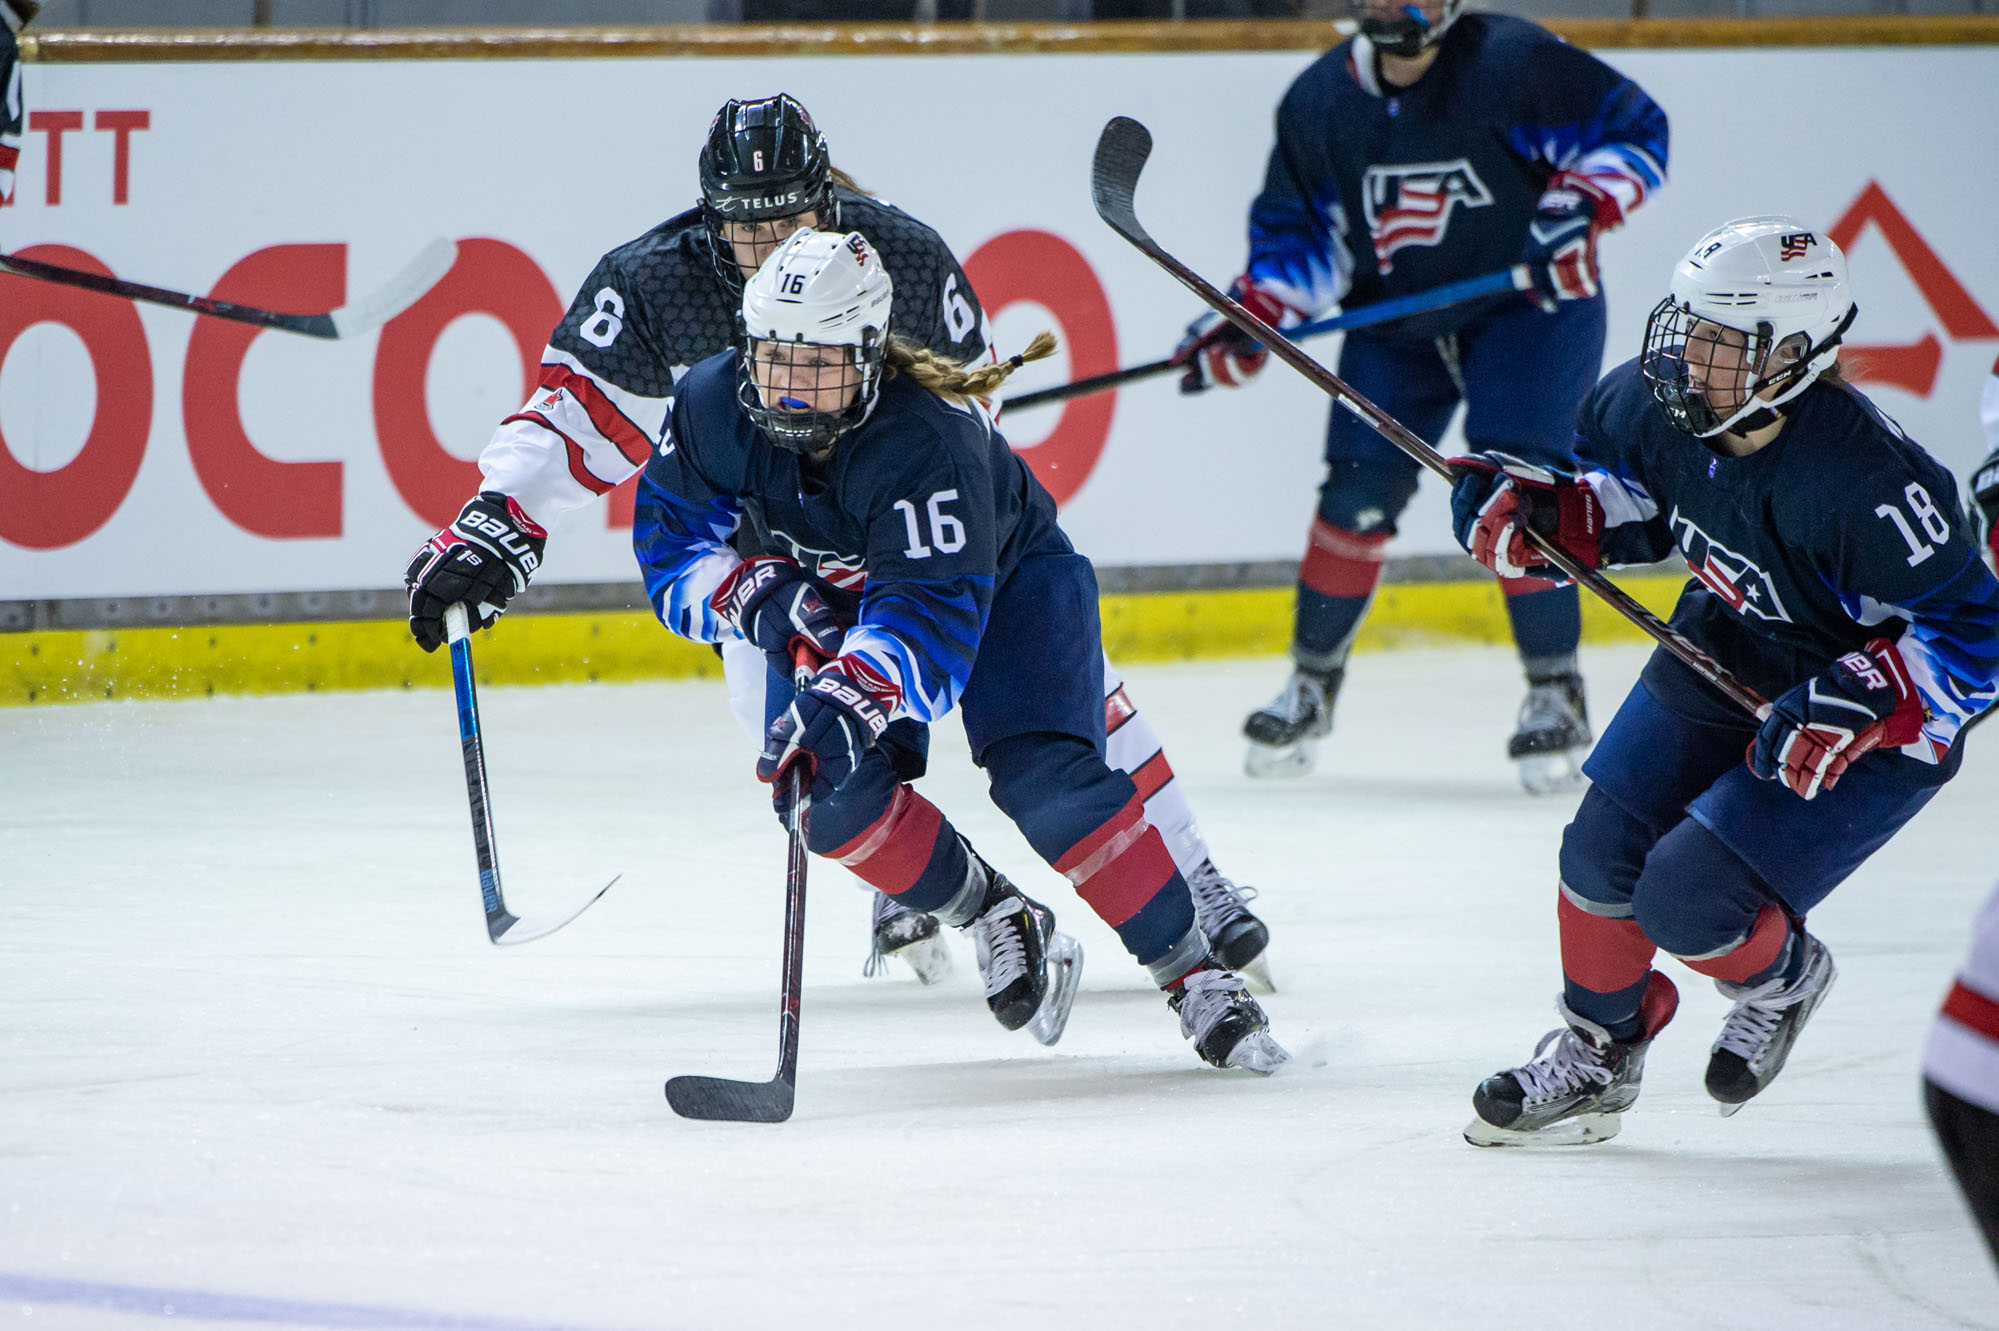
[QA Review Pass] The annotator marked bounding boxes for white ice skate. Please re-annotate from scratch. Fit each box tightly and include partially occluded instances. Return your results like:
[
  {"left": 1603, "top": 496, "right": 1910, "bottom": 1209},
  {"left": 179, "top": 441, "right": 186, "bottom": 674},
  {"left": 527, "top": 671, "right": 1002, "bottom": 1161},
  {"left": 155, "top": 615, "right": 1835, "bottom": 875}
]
[
  {"left": 1509, "top": 674, "right": 1592, "bottom": 796},
  {"left": 1243, "top": 669, "right": 1339, "bottom": 779},
  {"left": 863, "top": 890, "right": 953, "bottom": 985},
  {"left": 1707, "top": 934, "right": 1836, "bottom": 1116},
  {"left": 1170, "top": 967, "right": 1289, "bottom": 1074}
]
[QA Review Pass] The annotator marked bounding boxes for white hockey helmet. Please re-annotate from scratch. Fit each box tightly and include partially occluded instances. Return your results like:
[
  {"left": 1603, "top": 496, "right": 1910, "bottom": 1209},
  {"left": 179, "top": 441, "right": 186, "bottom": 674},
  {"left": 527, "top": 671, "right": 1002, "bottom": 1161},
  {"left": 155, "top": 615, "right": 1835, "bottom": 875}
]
[
  {"left": 1641, "top": 215, "right": 1857, "bottom": 439},
  {"left": 737, "top": 227, "right": 894, "bottom": 454}
]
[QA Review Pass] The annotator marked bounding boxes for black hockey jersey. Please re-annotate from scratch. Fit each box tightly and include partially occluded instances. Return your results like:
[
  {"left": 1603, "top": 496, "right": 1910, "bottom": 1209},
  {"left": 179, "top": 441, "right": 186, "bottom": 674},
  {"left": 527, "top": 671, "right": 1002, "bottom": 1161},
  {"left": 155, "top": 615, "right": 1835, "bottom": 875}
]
[
  {"left": 480, "top": 188, "right": 988, "bottom": 525},
  {"left": 1578, "top": 359, "right": 1999, "bottom": 761},
  {"left": 1247, "top": 14, "right": 1666, "bottom": 341},
  {"left": 632, "top": 352, "right": 1068, "bottom": 725}
]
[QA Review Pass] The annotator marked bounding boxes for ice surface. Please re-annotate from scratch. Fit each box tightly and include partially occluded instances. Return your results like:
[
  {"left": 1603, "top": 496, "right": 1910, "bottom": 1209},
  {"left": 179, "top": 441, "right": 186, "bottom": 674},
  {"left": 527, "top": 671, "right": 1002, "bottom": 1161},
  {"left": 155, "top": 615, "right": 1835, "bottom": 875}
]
[{"left": 2, "top": 643, "right": 1994, "bottom": 1330}]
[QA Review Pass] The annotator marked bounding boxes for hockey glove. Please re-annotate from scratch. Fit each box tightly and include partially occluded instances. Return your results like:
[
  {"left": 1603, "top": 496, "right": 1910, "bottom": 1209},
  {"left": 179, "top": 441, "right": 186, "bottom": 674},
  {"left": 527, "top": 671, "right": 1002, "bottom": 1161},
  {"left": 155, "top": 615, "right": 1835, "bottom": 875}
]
[
  {"left": 1448, "top": 452, "right": 1603, "bottom": 581},
  {"left": 1748, "top": 639, "right": 1925, "bottom": 801},
  {"left": 1174, "top": 278, "right": 1298, "bottom": 394},
  {"left": 711, "top": 556, "right": 847, "bottom": 662},
  {"left": 757, "top": 662, "right": 893, "bottom": 809},
  {"left": 404, "top": 492, "right": 547, "bottom": 653},
  {"left": 1521, "top": 174, "right": 1613, "bottom": 314},
  {"left": 1969, "top": 443, "right": 1999, "bottom": 560}
]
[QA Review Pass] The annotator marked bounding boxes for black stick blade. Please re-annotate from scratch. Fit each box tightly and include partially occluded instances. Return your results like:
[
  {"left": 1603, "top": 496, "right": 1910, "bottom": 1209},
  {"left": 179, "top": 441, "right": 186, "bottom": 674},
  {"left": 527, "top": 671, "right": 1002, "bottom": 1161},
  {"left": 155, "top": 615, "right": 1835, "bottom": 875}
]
[
  {"left": 1091, "top": 117, "right": 1156, "bottom": 247},
  {"left": 666, "top": 1074, "right": 795, "bottom": 1123}
]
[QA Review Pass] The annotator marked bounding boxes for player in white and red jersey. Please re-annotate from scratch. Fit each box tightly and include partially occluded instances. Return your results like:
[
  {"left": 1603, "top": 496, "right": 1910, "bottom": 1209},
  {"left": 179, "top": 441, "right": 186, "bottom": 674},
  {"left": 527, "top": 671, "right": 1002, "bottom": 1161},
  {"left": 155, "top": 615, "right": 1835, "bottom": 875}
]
[
  {"left": 0, "top": 2, "right": 35, "bottom": 207},
  {"left": 402, "top": 94, "right": 1274, "bottom": 987},
  {"left": 1926, "top": 357, "right": 1999, "bottom": 1265}
]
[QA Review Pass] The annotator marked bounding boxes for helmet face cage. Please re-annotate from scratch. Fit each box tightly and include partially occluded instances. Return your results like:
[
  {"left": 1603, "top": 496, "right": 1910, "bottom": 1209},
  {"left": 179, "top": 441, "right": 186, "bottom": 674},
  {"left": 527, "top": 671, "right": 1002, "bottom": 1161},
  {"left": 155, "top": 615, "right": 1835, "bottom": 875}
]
[
  {"left": 736, "top": 323, "right": 886, "bottom": 456},
  {"left": 1641, "top": 298, "right": 1774, "bottom": 438},
  {"left": 1354, "top": 0, "right": 1462, "bottom": 58},
  {"left": 698, "top": 95, "right": 838, "bottom": 289}
]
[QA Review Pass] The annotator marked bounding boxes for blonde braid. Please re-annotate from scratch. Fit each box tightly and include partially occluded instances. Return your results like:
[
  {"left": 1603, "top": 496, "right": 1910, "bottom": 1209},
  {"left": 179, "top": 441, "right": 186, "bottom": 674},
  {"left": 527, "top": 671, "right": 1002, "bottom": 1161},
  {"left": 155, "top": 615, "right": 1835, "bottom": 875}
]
[{"left": 884, "top": 331, "right": 1058, "bottom": 403}]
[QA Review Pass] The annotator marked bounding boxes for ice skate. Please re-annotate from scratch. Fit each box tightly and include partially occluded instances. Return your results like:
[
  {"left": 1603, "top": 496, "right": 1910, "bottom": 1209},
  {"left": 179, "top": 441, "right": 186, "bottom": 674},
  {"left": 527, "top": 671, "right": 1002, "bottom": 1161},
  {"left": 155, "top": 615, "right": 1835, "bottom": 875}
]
[
  {"left": 968, "top": 885, "right": 1082, "bottom": 1047},
  {"left": 1168, "top": 966, "right": 1289, "bottom": 1074},
  {"left": 1706, "top": 933, "right": 1836, "bottom": 1116},
  {"left": 1186, "top": 858, "right": 1273, "bottom": 991},
  {"left": 1509, "top": 673, "right": 1592, "bottom": 796},
  {"left": 1243, "top": 667, "right": 1340, "bottom": 779},
  {"left": 1465, "top": 972, "right": 1678, "bottom": 1147},
  {"left": 862, "top": 890, "right": 953, "bottom": 985}
]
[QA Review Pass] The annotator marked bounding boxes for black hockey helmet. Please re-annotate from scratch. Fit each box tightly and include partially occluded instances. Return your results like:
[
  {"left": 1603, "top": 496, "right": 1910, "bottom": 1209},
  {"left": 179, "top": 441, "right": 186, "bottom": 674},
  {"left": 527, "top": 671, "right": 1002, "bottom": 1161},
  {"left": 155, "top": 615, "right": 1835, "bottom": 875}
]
[
  {"left": 1354, "top": 0, "right": 1462, "bottom": 59},
  {"left": 699, "top": 94, "right": 838, "bottom": 287}
]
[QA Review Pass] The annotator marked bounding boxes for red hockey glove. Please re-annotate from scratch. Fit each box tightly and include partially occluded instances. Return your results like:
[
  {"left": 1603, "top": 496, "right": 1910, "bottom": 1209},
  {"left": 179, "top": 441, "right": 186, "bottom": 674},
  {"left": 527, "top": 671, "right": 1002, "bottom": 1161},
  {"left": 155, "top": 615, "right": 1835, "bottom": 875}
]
[
  {"left": 1174, "top": 278, "right": 1298, "bottom": 394},
  {"left": 1448, "top": 452, "right": 1603, "bottom": 581},
  {"left": 1748, "top": 639, "right": 1926, "bottom": 801},
  {"left": 711, "top": 555, "right": 847, "bottom": 663},
  {"left": 404, "top": 492, "right": 547, "bottom": 653},
  {"left": 1521, "top": 173, "right": 1614, "bottom": 314}
]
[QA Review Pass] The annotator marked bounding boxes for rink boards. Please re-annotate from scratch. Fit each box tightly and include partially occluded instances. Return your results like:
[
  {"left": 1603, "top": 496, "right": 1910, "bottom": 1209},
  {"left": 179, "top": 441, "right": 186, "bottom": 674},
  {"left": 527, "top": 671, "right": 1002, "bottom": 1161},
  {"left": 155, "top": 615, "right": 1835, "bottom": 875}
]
[{"left": 1, "top": 20, "right": 1995, "bottom": 700}]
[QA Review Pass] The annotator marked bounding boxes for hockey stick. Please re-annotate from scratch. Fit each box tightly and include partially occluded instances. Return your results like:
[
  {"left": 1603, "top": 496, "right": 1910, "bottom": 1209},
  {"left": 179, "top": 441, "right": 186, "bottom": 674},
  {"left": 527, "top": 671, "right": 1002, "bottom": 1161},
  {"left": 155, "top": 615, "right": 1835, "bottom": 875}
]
[
  {"left": 0, "top": 237, "right": 457, "bottom": 340},
  {"left": 1005, "top": 266, "right": 1532, "bottom": 414},
  {"left": 666, "top": 647, "right": 821, "bottom": 1123},
  {"left": 1090, "top": 116, "right": 1769, "bottom": 718},
  {"left": 444, "top": 603, "right": 619, "bottom": 945}
]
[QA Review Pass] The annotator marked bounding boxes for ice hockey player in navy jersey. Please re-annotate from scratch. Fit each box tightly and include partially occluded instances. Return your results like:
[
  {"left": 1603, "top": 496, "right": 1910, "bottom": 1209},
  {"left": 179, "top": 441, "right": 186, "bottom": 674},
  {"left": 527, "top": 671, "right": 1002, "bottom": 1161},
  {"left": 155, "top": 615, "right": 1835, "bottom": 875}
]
[
  {"left": 1180, "top": 0, "right": 1667, "bottom": 793},
  {"left": 401, "top": 94, "right": 1272, "bottom": 987},
  {"left": 1447, "top": 217, "right": 1999, "bottom": 1145},
  {"left": 0, "top": 2, "right": 34, "bottom": 208},
  {"left": 632, "top": 227, "right": 1287, "bottom": 1073}
]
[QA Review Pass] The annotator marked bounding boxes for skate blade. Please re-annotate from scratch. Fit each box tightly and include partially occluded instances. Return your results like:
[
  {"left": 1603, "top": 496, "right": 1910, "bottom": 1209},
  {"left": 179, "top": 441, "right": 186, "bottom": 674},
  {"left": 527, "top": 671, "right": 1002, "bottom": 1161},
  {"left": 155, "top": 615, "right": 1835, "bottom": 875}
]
[
  {"left": 1027, "top": 933, "right": 1083, "bottom": 1047},
  {"left": 892, "top": 934, "right": 954, "bottom": 986},
  {"left": 1244, "top": 739, "right": 1319, "bottom": 780},
  {"left": 1715, "top": 1100, "right": 1746, "bottom": 1118},
  {"left": 1226, "top": 1030, "right": 1291, "bottom": 1076},
  {"left": 1462, "top": 1111, "right": 1621, "bottom": 1147},
  {"left": 1514, "top": 750, "right": 1587, "bottom": 797},
  {"left": 1238, "top": 953, "right": 1276, "bottom": 995}
]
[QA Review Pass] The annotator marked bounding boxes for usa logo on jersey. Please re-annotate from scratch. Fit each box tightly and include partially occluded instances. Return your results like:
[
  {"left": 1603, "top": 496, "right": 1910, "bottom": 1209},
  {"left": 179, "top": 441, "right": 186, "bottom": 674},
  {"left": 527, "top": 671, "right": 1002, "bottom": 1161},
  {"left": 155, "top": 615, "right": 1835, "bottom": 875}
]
[
  {"left": 1362, "top": 160, "right": 1494, "bottom": 272},
  {"left": 769, "top": 527, "right": 868, "bottom": 591},
  {"left": 1669, "top": 507, "right": 1793, "bottom": 624}
]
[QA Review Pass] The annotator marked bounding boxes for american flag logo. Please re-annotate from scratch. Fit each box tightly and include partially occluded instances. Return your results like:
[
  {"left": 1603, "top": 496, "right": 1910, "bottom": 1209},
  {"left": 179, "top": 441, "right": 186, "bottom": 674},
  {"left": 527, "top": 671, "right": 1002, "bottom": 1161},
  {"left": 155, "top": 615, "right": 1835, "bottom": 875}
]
[
  {"left": 1779, "top": 232, "right": 1815, "bottom": 261},
  {"left": 1363, "top": 160, "right": 1494, "bottom": 273}
]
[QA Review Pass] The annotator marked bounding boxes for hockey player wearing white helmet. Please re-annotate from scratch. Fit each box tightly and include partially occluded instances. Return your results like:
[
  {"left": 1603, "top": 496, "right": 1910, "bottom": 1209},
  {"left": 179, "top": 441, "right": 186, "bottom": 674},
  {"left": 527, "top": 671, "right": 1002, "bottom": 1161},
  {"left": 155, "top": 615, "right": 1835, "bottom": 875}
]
[
  {"left": 631, "top": 229, "right": 1288, "bottom": 1073},
  {"left": 402, "top": 92, "right": 1274, "bottom": 990},
  {"left": 1448, "top": 216, "right": 1999, "bottom": 1145}
]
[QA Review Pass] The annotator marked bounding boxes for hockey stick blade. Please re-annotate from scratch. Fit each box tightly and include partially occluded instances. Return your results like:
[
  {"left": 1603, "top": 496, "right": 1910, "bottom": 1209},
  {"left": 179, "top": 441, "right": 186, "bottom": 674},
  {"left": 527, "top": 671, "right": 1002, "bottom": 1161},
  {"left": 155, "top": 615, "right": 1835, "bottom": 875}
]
[
  {"left": 665, "top": 1073, "right": 795, "bottom": 1123},
  {"left": 0, "top": 237, "right": 456, "bottom": 340},
  {"left": 1089, "top": 117, "right": 1768, "bottom": 719},
  {"left": 327, "top": 237, "right": 458, "bottom": 339},
  {"left": 446, "top": 604, "right": 619, "bottom": 946},
  {"left": 487, "top": 873, "right": 621, "bottom": 946}
]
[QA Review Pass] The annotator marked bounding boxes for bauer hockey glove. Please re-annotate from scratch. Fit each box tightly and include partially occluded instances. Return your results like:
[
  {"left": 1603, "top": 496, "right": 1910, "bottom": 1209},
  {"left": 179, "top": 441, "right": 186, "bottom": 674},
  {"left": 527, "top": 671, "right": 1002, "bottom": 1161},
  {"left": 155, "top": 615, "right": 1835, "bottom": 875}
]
[
  {"left": 711, "top": 556, "right": 847, "bottom": 663},
  {"left": 1749, "top": 638, "right": 1926, "bottom": 801},
  {"left": 1968, "top": 443, "right": 1999, "bottom": 561},
  {"left": 1520, "top": 173, "right": 1613, "bottom": 314},
  {"left": 1448, "top": 452, "right": 1603, "bottom": 581},
  {"left": 1174, "top": 278, "right": 1298, "bottom": 394},
  {"left": 757, "top": 662, "right": 893, "bottom": 809},
  {"left": 404, "top": 492, "right": 547, "bottom": 653}
]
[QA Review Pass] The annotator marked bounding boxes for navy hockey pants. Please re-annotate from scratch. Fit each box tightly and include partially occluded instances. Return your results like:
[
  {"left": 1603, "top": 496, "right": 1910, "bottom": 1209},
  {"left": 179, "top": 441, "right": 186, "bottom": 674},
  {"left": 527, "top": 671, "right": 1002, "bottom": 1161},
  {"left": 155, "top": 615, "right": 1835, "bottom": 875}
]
[
  {"left": 1291, "top": 294, "right": 1604, "bottom": 672},
  {"left": 1557, "top": 648, "right": 1954, "bottom": 1037},
  {"left": 763, "top": 553, "right": 1202, "bottom": 979}
]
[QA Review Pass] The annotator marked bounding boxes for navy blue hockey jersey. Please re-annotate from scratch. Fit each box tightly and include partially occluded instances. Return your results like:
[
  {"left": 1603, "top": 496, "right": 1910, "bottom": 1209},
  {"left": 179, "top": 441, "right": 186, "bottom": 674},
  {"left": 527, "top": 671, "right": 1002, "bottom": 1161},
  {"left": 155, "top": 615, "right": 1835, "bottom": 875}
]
[
  {"left": 1246, "top": 14, "right": 1667, "bottom": 341},
  {"left": 632, "top": 353, "right": 1069, "bottom": 724},
  {"left": 1577, "top": 360, "right": 1999, "bottom": 761},
  {"left": 1, "top": 17, "right": 22, "bottom": 204}
]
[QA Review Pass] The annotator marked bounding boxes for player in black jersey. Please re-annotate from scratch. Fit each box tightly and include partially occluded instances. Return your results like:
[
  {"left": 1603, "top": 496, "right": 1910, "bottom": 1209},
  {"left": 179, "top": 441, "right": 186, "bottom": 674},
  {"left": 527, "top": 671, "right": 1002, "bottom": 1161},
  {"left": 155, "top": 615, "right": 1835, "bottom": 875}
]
[
  {"left": 403, "top": 94, "right": 1272, "bottom": 993},
  {"left": 633, "top": 227, "right": 1287, "bottom": 1072},
  {"left": 1444, "top": 217, "right": 1999, "bottom": 1145},
  {"left": 0, "top": 2, "right": 34, "bottom": 208},
  {"left": 1181, "top": 0, "right": 1667, "bottom": 793}
]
